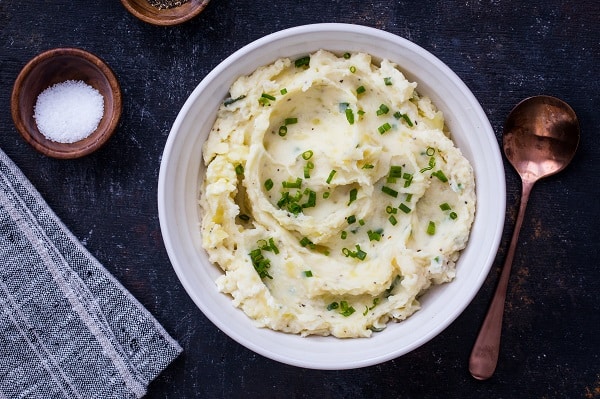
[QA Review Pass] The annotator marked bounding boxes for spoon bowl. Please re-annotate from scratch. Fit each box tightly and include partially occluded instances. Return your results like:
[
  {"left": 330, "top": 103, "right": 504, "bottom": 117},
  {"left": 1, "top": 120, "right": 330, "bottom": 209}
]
[
  {"left": 503, "top": 96, "right": 579, "bottom": 182},
  {"left": 469, "top": 95, "right": 579, "bottom": 380}
]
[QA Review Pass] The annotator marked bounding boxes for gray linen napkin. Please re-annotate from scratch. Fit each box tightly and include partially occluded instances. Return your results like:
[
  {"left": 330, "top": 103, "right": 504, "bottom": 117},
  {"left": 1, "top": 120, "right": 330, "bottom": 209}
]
[{"left": 0, "top": 148, "right": 182, "bottom": 398}]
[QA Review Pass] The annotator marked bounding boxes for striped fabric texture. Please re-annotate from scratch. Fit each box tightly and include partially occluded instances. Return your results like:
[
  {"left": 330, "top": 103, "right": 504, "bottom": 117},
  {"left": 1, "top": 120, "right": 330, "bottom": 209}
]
[{"left": 0, "top": 149, "right": 182, "bottom": 398}]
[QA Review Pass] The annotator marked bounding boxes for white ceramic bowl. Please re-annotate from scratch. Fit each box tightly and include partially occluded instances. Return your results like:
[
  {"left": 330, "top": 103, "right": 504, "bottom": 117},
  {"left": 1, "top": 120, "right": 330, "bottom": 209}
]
[{"left": 158, "top": 23, "right": 505, "bottom": 370}]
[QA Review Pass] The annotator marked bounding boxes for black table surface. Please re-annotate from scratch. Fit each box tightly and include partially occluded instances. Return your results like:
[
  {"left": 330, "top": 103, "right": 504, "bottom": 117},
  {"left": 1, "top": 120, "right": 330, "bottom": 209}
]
[{"left": 1, "top": 1, "right": 599, "bottom": 398}]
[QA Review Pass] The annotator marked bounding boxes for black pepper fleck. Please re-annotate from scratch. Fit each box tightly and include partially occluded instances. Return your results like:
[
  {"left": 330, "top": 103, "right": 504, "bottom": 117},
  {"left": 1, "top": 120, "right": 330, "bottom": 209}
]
[{"left": 146, "top": 0, "right": 189, "bottom": 9}]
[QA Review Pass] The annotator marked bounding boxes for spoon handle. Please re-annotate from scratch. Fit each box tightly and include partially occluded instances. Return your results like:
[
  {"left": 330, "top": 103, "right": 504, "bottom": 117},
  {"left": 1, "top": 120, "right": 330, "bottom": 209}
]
[{"left": 469, "top": 179, "right": 534, "bottom": 380}]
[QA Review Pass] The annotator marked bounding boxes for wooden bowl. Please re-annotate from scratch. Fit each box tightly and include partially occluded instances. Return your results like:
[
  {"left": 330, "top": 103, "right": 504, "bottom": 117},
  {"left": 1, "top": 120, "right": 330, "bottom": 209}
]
[
  {"left": 120, "top": 0, "right": 210, "bottom": 26},
  {"left": 11, "top": 48, "right": 122, "bottom": 159}
]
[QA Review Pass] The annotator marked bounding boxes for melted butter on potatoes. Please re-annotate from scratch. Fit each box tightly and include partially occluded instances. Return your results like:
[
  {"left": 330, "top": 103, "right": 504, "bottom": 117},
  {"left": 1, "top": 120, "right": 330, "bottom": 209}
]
[{"left": 199, "top": 50, "right": 475, "bottom": 338}]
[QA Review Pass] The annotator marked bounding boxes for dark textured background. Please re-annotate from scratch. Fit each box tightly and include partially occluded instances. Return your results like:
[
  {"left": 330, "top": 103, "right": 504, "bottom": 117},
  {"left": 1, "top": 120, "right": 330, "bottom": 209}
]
[{"left": 1, "top": 1, "right": 599, "bottom": 398}]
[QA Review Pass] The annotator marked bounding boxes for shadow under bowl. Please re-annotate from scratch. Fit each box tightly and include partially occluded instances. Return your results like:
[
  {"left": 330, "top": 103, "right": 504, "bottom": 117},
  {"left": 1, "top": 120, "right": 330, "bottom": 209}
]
[
  {"left": 120, "top": 0, "right": 210, "bottom": 26},
  {"left": 11, "top": 47, "right": 122, "bottom": 159}
]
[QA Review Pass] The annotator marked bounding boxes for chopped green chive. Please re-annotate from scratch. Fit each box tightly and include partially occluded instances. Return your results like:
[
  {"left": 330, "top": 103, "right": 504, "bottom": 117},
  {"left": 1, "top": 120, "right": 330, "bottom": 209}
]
[
  {"left": 277, "top": 192, "right": 289, "bottom": 208},
  {"left": 393, "top": 111, "right": 414, "bottom": 127},
  {"left": 355, "top": 245, "right": 367, "bottom": 261},
  {"left": 356, "top": 85, "right": 366, "bottom": 95},
  {"left": 249, "top": 248, "right": 272, "bottom": 279},
  {"left": 295, "top": 56, "right": 310, "bottom": 68},
  {"left": 264, "top": 178, "right": 274, "bottom": 191},
  {"left": 341, "top": 231, "right": 348, "bottom": 239},
  {"left": 386, "top": 205, "right": 397, "bottom": 214},
  {"left": 235, "top": 164, "right": 244, "bottom": 175},
  {"left": 389, "top": 165, "right": 403, "bottom": 178},
  {"left": 269, "top": 237, "right": 279, "bottom": 254},
  {"left": 381, "top": 186, "right": 399, "bottom": 198},
  {"left": 350, "top": 66, "right": 356, "bottom": 73},
  {"left": 340, "top": 300, "right": 356, "bottom": 316},
  {"left": 441, "top": 203, "right": 457, "bottom": 219},
  {"left": 403, "top": 173, "right": 413, "bottom": 188},
  {"left": 426, "top": 147, "right": 436, "bottom": 156},
  {"left": 299, "top": 236, "right": 314, "bottom": 247},
  {"left": 343, "top": 52, "right": 351, "bottom": 59},
  {"left": 303, "top": 270, "right": 313, "bottom": 277},
  {"left": 420, "top": 152, "right": 436, "bottom": 173},
  {"left": 341, "top": 245, "right": 367, "bottom": 261},
  {"left": 384, "top": 77, "right": 393, "bottom": 85},
  {"left": 326, "top": 170, "right": 337, "bottom": 184},
  {"left": 302, "top": 190, "right": 317, "bottom": 208},
  {"left": 261, "top": 93, "right": 276, "bottom": 101},
  {"left": 376, "top": 104, "right": 390, "bottom": 116},
  {"left": 405, "top": 193, "right": 413, "bottom": 202},
  {"left": 288, "top": 202, "right": 302, "bottom": 215},
  {"left": 224, "top": 94, "right": 246, "bottom": 106},
  {"left": 346, "top": 215, "right": 357, "bottom": 224},
  {"left": 364, "top": 298, "right": 380, "bottom": 315},
  {"left": 282, "top": 177, "right": 302, "bottom": 189},
  {"left": 368, "top": 230, "right": 382, "bottom": 241},
  {"left": 327, "top": 302, "right": 339, "bottom": 311},
  {"left": 302, "top": 150, "right": 314, "bottom": 160},
  {"left": 277, "top": 191, "right": 307, "bottom": 216},
  {"left": 432, "top": 170, "right": 448, "bottom": 182},
  {"left": 378, "top": 122, "right": 392, "bottom": 134},
  {"left": 278, "top": 116, "right": 296, "bottom": 136},
  {"left": 389, "top": 215, "right": 398, "bottom": 225},
  {"left": 345, "top": 108, "right": 355, "bottom": 124},
  {"left": 348, "top": 188, "right": 358, "bottom": 205},
  {"left": 280, "top": 88, "right": 288, "bottom": 95},
  {"left": 304, "top": 166, "right": 312, "bottom": 179},
  {"left": 427, "top": 221, "right": 436, "bottom": 235},
  {"left": 385, "top": 275, "right": 402, "bottom": 297},
  {"left": 362, "top": 164, "right": 374, "bottom": 169},
  {"left": 323, "top": 191, "right": 330, "bottom": 199},
  {"left": 399, "top": 203, "right": 411, "bottom": 214}
]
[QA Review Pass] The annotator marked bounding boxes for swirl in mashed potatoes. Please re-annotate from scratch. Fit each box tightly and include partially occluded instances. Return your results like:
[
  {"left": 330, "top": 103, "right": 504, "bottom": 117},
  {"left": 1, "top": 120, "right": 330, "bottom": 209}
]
[{"left": 199, "top": 50, "right": 475, "bottom": 338}]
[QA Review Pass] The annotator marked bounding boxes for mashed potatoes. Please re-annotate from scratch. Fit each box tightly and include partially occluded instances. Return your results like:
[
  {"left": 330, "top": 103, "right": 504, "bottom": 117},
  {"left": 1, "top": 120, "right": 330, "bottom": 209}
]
[{"left": 199, "top": 50, "right": 475, "bottom": 338}]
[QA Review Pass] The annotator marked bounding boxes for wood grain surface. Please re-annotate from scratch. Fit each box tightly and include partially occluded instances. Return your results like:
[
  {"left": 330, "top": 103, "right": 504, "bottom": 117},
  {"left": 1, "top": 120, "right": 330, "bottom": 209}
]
[{"left": 1, "top": 1, "right": 598, "bottom": 398}]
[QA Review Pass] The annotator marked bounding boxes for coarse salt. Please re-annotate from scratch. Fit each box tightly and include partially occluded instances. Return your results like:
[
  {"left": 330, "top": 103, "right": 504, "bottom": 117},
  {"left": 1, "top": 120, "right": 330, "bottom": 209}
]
[{"left": 34, "top": 80, "right": 104, "bottom": 143}]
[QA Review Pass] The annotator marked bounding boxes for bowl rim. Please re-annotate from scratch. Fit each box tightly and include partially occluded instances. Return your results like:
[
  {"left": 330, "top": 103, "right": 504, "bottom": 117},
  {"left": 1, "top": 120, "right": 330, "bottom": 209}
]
[
  {"left": 10, "top": 47, "right": 122, "bottom": 159},
  {"left": 158, "top": 23, "right": 505, "bottom": 369}
]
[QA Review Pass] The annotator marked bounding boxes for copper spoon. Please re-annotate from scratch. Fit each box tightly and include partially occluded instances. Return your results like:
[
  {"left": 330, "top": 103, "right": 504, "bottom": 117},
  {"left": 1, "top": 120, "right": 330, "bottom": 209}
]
[{"left": 468, "top": 95, "right": 580, "bottom": 380}]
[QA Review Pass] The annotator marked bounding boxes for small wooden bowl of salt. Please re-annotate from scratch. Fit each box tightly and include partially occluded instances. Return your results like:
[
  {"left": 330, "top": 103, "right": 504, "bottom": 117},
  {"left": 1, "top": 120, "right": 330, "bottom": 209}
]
[
  {"left": 11, "top": 48, "right": 122, "bottom": 159},
  {"left": 120, "top": 0, "right": 210, "bottom": 26}
]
